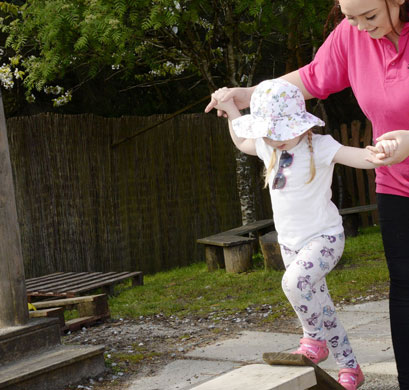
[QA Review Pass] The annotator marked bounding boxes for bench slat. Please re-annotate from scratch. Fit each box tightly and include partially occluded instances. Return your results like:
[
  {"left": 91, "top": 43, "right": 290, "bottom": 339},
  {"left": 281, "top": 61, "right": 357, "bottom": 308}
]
[
  {"left": 339, "top": 204, "right": 377, "bottom": 215},
  {"left": 225, "top": 219, "right": 274, "bottom": 235},
  {"left": 197, "top": 235, "right": 255, "bottom": 247}
]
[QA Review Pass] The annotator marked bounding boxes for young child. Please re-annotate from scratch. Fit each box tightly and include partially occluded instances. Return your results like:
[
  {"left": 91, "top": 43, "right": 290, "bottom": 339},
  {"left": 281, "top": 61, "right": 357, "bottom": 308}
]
[{"left": 211, "top": 78, "right": 394, "bottom": 390}]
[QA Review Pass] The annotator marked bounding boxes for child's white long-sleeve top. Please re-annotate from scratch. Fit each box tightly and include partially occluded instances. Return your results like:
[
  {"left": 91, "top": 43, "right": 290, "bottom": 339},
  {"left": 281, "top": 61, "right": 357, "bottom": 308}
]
[{"left": 255, "top": 133, "right": 343, "bottom": 250}]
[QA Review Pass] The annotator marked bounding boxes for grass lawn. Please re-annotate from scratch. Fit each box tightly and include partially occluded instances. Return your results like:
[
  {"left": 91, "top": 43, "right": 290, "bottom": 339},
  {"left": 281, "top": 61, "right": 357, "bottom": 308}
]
[{"left": 109, "top": 226, "right": 389, "bottom": 322}]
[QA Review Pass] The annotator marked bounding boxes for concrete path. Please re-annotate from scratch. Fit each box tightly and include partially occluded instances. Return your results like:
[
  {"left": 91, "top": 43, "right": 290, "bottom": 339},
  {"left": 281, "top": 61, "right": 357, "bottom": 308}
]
[{"left": 128, "top": 300, "right": 399, "bottom": 390}]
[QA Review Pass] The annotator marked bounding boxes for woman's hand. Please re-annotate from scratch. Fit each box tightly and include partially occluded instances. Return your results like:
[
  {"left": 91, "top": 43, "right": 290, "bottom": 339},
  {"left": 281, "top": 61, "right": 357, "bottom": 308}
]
[
  {"left": 210, "top": 88, "right": 241, "bottom": 120},
  {"left": 366, "top": 130, "right": 409, "bottom": 166},
  {"left": 205, "top": 86, "right": 255, "bottom": 117}
]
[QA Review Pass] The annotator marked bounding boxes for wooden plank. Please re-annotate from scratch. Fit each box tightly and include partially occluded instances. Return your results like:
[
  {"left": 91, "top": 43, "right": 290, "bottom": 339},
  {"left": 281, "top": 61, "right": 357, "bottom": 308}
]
[
  {"left": 29, "top": 307, "right": 65, "bottom": 329},
  {"left": 25, "top": 272, "right": 65, "bottom": 284},
  {"left": 32, "top": 294, "right": 107, "bottom": 309},
  {"left": 351, "top": 120, "right": 369, "bottom": 227},
  {"left": 64, "top": 315, "right": 109, "bottom": 332},
  {"left": 225, "top": 219, "right": 275, "bottom": 235},
  {"left": 65, "top": 272, "right": 145, "bottom": 294},
  {"left": 25, "top": 272, "right": 88, "bottom": 288},
  {"left": 32, "top": 294, "right": 110, "bottom": 318},
  {"left": 27, "top": 272, "right": 143, "bottom": 298},
  {"left": 26, "top": 272, "right": 99, "bottom": 291},
  {"left": 263, "top": 352, "right": 345, "bottom": 390},
  {"left": 339, "top": 204, "right": 377, "bottom": 215},
  {"left": 197, "top": 235, "right": 255, "bottom": 247},
  {"left": 190, "top": 363, "right": 316, "bottom": 390},
  {"left": 28, "top": 291, "right": 72, "bottom": 299},
  {"left": 340, "top": 124, "right": 356, "bottom": 203},
  {"left": 56, "top": 271, "right": 132, "bottom": 292}
]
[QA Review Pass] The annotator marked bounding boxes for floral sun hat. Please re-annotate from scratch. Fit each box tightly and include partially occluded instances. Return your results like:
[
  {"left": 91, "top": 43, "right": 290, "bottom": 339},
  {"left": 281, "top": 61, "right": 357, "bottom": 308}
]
[{"left": 232, "top": 78, "right": 325, "bottom": 141}]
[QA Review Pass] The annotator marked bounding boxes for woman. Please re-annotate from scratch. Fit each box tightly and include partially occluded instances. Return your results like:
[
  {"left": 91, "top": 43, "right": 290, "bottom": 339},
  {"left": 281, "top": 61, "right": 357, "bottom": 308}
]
[{"left": 206, "top": 1, "right": 409, "bottom": 389}]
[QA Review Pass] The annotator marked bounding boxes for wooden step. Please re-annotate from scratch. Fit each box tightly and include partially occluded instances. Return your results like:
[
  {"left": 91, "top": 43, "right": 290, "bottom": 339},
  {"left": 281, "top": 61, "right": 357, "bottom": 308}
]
[
  {"left": 190, "top": 363, "right": 316, "bottom": 390},
  {"left": 0, "top": 318, "right": 61, "bottom": 365},
  {"left": 0, "top": 344, "right": 105, "bottom": 390}
]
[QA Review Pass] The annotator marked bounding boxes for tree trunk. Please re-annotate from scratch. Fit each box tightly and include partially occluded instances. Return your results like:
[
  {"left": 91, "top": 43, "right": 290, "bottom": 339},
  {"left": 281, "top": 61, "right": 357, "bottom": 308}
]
[
  {"left": 0, "top": 89, "right": 28, "bottom": 327},
  {"left": 235, "top": 150, "right": 257, "bottom": 225}
]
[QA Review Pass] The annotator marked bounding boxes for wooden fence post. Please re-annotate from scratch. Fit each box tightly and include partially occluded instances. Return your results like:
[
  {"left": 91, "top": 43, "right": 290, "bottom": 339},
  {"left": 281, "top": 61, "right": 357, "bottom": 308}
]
[{"left": 0, "top": 89, "right": 28, "bottom": 327}]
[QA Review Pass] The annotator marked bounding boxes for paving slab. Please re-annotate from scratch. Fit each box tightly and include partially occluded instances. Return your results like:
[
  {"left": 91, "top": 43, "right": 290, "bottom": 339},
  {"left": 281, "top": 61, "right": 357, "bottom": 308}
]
[
  {"left": 186, "top": 332, "right": 299, "bottom": 363},
  {"left": 320, "top": 337, "right": 395, "bottom": 371},
  {"left": 187, "top": 329, "right": 395, "bottom": 372},
  {"left": 337, "top": 311, "right": 390, "bottom": 333},
  {"left": 340, "top": 300, "right": 388, "bottom": 313},
  {"left": 128, "top": 359, "right": 239, "bottom": 390},
  {"left": 363, "top": 362, "right": 397, "bottom": 376},
  {"left": 129, "top": 300, "right": 397, "bottom": 390}
]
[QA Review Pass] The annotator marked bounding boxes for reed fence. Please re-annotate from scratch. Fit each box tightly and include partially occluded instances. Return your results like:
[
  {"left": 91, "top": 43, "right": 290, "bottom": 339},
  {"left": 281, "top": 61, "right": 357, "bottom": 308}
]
[{"left": 6, "top": 113, "right": 376, "bottom": 278}]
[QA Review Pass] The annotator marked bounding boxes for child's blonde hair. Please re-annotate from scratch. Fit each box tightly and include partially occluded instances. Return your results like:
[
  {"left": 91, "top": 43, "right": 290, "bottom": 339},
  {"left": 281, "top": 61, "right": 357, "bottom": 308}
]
[{"left": 264, "top": 130, "right": 316, "bottom": 188}]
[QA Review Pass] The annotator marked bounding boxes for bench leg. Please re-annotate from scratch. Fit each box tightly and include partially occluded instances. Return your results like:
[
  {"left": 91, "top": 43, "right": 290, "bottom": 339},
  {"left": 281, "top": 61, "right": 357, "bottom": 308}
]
[
  {"left": 259, "top": 231, "right": 284, "bottom": 271},
  {"left": 224, "top": 243, "right": 252, "bottom": 273},
  {"left": 205, "top": 246, "right": 225, "bottom": 271}
]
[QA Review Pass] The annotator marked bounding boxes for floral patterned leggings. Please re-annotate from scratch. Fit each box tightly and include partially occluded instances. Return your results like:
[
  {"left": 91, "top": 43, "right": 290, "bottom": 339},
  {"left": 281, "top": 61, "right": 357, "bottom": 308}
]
[{"left": 280, "top": 232, "right": 358, "bottom": 369}]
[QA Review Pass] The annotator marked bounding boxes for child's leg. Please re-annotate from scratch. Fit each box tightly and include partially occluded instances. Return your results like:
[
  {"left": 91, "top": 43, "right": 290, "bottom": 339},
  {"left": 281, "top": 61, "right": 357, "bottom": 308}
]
[{"left": 281, "top": 233, "right": 358, "bottom": 368}]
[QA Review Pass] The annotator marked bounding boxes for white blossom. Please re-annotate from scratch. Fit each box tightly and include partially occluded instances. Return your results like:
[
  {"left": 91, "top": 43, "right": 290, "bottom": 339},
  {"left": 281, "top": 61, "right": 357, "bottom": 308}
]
[
  {"left": 52, "top": 90, "right": 72, "bottom": 107},
  {"left": 0, "top": 64, "right": 14, "bottom": 89}
]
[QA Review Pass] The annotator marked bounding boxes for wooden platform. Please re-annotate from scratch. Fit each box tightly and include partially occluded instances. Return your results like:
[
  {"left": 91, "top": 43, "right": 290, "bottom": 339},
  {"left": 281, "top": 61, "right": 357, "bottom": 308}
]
[
  {"left": 26, "top": 271, "right": 143, "bottom": 301},
  {"left": 30, "top": 294, "right": 111, "bottom": 333},
  {"left": 190, "top": 363, "right": 316, "bottom": 390},
  {"left": 263, "top": 352, "right": 345, "bottom": 390}
]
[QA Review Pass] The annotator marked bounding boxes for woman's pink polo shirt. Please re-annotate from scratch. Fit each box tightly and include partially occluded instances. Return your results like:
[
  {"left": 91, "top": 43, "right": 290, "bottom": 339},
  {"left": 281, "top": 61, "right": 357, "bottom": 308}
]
[{"left": 300, "top": 18, "right": 409, "bottom": 197}]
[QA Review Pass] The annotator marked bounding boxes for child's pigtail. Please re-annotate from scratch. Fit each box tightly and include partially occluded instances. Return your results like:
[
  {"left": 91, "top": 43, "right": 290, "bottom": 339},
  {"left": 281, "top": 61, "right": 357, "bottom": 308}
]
[
  {"left": 305, "top": 130, "right": 316, "bottom": 184},
  {"left": 264, "top": 149, "right": 276, "bottom": 188}
]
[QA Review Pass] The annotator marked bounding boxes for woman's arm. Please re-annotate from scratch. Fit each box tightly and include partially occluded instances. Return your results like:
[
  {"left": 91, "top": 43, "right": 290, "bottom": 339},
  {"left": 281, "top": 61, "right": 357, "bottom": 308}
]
[
  {"left": 280, "top": 71, "right": 315, "bottom": 100},
  {"left": 204, "top": 70, "right": 314, "bottom": 116}
]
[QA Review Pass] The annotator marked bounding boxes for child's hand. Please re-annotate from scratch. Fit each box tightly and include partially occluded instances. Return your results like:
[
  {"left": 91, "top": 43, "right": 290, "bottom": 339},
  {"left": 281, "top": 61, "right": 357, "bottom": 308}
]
[
  {"left": 365, "top": 140, "right": 396, "bottom": 166},
  {"left": 366, "top": 130, "right": 409, "bottom": 166},
  {"left": 210, "top": 88, "right": 239, "bottom": 118},
  {"left": 369, "top": 139, "right": 398, "bottom": 160}
]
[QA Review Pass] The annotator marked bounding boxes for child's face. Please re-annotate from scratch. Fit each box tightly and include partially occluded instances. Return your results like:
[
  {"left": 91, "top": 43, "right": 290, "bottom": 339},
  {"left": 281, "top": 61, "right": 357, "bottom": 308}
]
[{"left": 263, "top": 134, "right": 303, "bottom": 151}]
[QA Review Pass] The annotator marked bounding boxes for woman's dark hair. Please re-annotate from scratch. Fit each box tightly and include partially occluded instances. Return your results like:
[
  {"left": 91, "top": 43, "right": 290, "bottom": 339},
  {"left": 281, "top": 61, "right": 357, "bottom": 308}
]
[{"left": 324, "top": 0, "right": 409, "bottom": 38}]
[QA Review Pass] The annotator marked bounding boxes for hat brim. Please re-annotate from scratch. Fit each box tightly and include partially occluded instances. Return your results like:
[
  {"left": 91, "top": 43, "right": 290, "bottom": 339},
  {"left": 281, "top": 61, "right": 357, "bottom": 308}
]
[{"left": 232, "top": 112, "right": 325, "bottom": 141}]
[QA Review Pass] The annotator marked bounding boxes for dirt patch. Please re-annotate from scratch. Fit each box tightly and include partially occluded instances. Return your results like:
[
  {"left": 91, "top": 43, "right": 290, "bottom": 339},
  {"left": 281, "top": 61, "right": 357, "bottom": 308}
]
[{"left": 62, "top": 292, "right": 388, "bottom": 390}]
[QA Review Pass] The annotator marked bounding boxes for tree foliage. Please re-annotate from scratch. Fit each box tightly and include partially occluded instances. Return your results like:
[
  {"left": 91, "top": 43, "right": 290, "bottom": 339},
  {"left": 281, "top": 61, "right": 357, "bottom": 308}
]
[{"left": 0, "top": 0, "right": 332, "bottom": 105}]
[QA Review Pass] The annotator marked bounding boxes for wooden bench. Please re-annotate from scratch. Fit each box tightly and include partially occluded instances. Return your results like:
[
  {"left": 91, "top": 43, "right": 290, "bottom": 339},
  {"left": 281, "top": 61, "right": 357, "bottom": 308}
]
[
  {"left": 197, "top": 204, "right": 378, "bottom": 273},
  {"left": 197, "top": 219, "right": 275, "bottom": 273}
]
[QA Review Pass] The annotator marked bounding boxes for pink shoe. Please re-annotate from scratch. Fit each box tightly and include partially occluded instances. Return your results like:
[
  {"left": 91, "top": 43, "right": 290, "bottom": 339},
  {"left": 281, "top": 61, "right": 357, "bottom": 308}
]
[
  {"left": 292, "top": 338, "right": 329, "bottom": 364},
  {"left": 338, "top": 365, "right": 365, "bottom": 390}
]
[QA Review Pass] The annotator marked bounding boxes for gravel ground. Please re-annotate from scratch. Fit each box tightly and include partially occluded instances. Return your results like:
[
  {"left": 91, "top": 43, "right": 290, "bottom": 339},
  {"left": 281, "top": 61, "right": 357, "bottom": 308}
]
[{"left": 61, "top": 293, "right": 398, "bottom": 390}]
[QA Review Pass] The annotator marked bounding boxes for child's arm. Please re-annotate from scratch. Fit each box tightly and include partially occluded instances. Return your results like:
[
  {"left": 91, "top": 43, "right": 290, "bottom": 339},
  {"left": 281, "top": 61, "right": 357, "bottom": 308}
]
[
  {"left": 211, "top": 89, "right": 257, "bottom": 156},
  {"left": 333, "top": 140, "right": 396, "bottom": 169}
]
